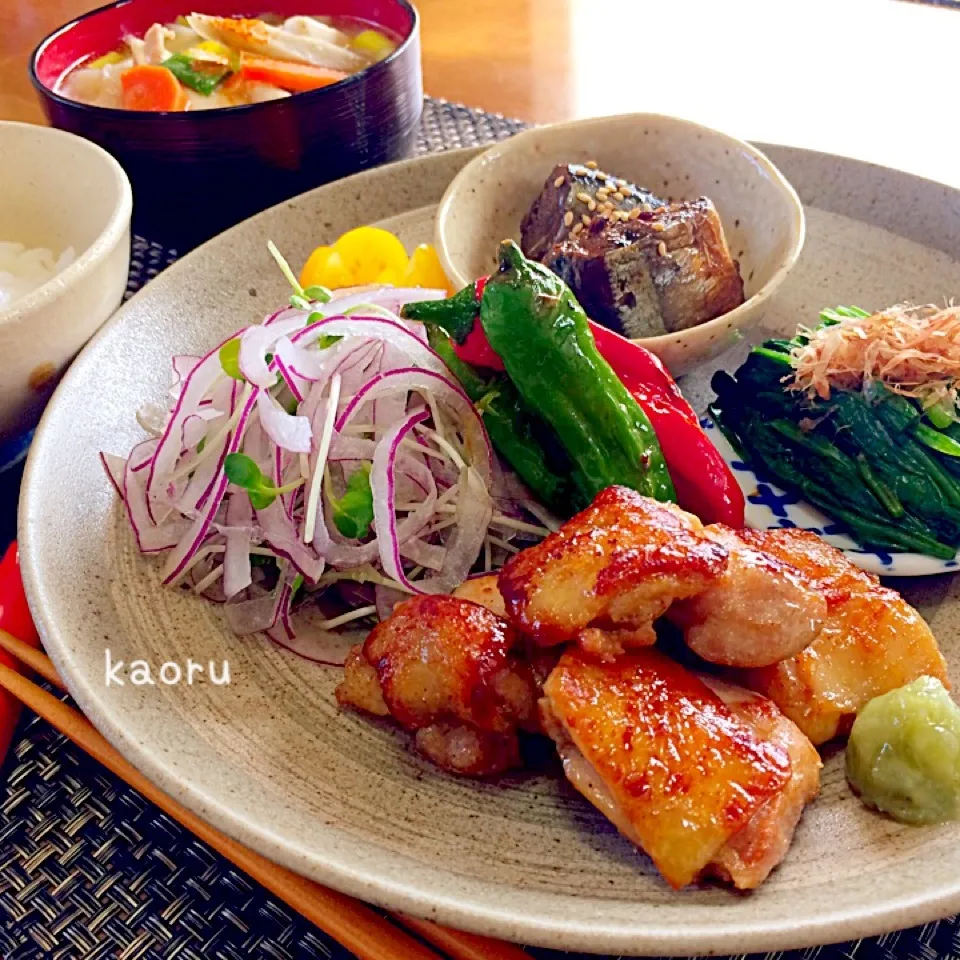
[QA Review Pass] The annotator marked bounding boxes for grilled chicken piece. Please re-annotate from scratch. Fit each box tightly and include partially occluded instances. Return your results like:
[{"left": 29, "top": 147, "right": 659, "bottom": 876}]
[
  {"left": 737, "top": 528, "right": 949, "bottom": 745},
  {"left": 668, "top": 526, "right": 827, "bottom": 668},
  {"left": 541, "top": 648, "right": 792, "bottom": 889},
  {"left": 700, "top": 676, "right": 820, "bottom": 889},
  {"left": 547, "top": 198, "right": 745, "bottom": 339},
  {"left": 335, "top": 595, "right": 538, "bottom": 776},
  {"left": 520, "top": 163, "right": 663, "bottom": 262},
  {"left": 452, "top": 574, "right": 507, "bottom": 617},
  {"left": 499, "top": 486, "right": 728, "bottom": 655}
]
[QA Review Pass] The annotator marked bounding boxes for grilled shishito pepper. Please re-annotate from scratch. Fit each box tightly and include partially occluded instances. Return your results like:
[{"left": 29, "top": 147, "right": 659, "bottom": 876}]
[
  {"left": 479, "top": 241, "right": 675, "bottom": 505},
  {"left": 426, "top": 327, "right": 573, "bottom": 512},
  {"left": 404, "top": 269, "right": 744, "bottom": 526}
]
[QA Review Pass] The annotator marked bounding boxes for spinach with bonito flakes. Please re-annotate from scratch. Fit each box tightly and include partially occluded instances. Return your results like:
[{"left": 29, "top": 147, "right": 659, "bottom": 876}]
[{"left": 712, "top": 303, "right": 960, "bottom": 558}]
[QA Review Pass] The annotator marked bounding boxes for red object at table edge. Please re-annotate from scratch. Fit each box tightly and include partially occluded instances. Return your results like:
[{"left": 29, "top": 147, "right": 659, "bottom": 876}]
[{"left": 0, "top": 542, "right": 42, "bottom": 766}]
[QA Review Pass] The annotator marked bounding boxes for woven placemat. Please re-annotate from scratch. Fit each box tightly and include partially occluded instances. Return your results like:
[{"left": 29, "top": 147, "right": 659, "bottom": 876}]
[{"left": 3, "top": 96, "right": 960, "bottom": 960}]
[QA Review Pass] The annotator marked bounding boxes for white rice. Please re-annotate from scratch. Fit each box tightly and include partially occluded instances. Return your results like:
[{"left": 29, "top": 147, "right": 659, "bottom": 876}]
[{"left": 0, "top": 241, "right": 76, "bottom": 311}]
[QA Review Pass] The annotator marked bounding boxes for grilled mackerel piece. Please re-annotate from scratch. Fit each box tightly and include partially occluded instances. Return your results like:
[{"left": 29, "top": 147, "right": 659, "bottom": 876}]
[
  {"left": 543, "top": 196, "right": 745, "bottom": 338},
  {"left": 520, "top": 163, "right": 664, "bottom": 262}
]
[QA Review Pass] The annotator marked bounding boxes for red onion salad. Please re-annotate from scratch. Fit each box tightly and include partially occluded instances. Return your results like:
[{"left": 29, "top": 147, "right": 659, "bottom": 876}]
[{"left": 102, "top": 280, "right": 557, "bottom": 665}]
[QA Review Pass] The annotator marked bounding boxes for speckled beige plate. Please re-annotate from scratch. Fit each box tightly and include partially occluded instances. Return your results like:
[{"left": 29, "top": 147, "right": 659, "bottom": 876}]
[{"left": 19, "top": 144, "right": 960, "bottom": 957}]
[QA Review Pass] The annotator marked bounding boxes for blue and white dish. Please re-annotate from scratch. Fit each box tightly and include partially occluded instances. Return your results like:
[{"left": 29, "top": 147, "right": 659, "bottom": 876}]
[{"left": 701, "top": 418, "right": 960, "bottom": 578}]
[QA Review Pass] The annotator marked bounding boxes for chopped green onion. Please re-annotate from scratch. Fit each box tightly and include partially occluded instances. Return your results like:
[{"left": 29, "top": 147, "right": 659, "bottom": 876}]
[
  {"left": 161, "top": 53, "right": 230, "bottom": 96},
  {"left": 219, "top": 339, "right": 245, "bottom": 381},
  {"left": 327, "top": 463, "right": 374, "bottom": 539},
  {"left": 267, "top": 241, "right": 305, "bottom": 299},
  {"left": 926, "top": 397, "right": 957, "bottom": 430},
  {"left": 224, "top": 452, "right": 304, "bottom": 509},
  {"left": 914, "top": 423, "right": 960, "bottom": 458}
]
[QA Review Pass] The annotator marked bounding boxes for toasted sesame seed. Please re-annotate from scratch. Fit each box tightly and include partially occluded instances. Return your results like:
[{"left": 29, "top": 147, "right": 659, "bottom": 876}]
[
  {"left": 657, "top": 240, "right": 668, "bottom": 256},
  {"left": 599, "top": 201, "right": 614, "bottom": 214},
  {"left": 571, "top": 222, "right": 584, "bottom": 235},
  {"left": 585, "top": 160, "right": 599, "bottom": 169},
  {"left": 641, "top": 203, "right": 654, "bottom": 213},
  {"left": 612, "top": 191, "right": 625, "bottom": 202},
  {"left": 652, "top": 222, "right": 666, "bottom": 232},
  {"left": 596, "top": 186, "right": 610, "bottom": 198},
  {"left": 587, "top": 199, "right": 597, "bottom": 211},
  {"left": 628, "top": 207, "right": 642, "bottom": 220},
  {"left": 581, "top": 213, "right": 592, "bottom": 226},
  {"left": 596, "top": 171, "right": 608, "bottom": 181},
  {"left": 563, "top": 210, "right": 574, "bottom": 227},
  {"left": 617, "top": 179, "right": 630, "bottom": 190},
  {"left": 576, "top": 191, "right": 592, "bottom": 205},
  {"left": 554, "top": 175, "right": 565, "bottom": 188}
]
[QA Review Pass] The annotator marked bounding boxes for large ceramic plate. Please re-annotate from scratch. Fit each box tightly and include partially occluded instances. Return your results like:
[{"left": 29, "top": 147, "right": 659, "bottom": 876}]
[{"left": 19, "top": 144, "right": 960, "bottom": 956}]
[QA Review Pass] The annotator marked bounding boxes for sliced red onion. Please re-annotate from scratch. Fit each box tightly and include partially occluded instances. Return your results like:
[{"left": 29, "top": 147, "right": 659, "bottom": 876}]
[
  {"left": 274, "top": 333, "right": 328, "bottom": 383},
  {"left": 173, "top": 382, "right": 244, "bottom": 516},
  {"left": 172, "top": 354, "right": 201, "bottom": 382},
  {"left": 122, "top": 455, "right": 192, "bottom": 553},
  {"left": 316, "top": 286, "right": 446, "bottom": 318},
  {"left": 146, "top": 334, "right": 235, "bottom": 518},
  {"left": 313, "top": 443, "right": 436, "bottom": 568},
  {"left": 161, "top": 388, "right": 259, "bottom": 584},
  {"left": 238, "top": 314, "right": 309, "bottom": 388},
  {"left": 225, "top": 581, "right": 286, "bottom": 634},
  {"left": 100, "top": 452, "right": 126, "bottom": 495},
  {"left": 136, "top": 401, "right": 169, "bottom": 437},
  {"left": 181, "top": 413, "right": 212, "bottom": 450},
  {"left": 223, "top": 492, "right": 254, "bottom": 599},
  {"left": 257, "top": 389, "right": 312, "bottom": 454},
  {"left": 244, "top": 419, "right": 325, "bottom": 582},
  {"left": 292, "top": 315, "right": 447, "bottom": 375},
  {"left": 129, "top": 438, "right": 159, "bottom": 473},
  {"left": 264, "top": 305, "right": 303, "bottom": 327},
  {"left": 267, "top": 602, "right": 367, "bottom": 665},
  {"left": 273, "top": 342, "right": 305, "bottom": 402},
  {"left": 400, "top": 537, "right": 445, "bottom": 571},
  {"left": 336, "top": 367, "right": 492, "bottom": 484},
  {"left": 372, "top": 409, "right": 431, "bottom": 592},
  {"left": 419, "top": 467, "right": 492, "bottom": 593},
  {"left": 374, "top": 583, "right": 407, "bottom": 621}
]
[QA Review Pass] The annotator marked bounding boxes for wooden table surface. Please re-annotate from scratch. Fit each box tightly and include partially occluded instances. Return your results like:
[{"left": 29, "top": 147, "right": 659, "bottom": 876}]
[{"left": 2, "top": 0, "right": 960, "bottom": 186}]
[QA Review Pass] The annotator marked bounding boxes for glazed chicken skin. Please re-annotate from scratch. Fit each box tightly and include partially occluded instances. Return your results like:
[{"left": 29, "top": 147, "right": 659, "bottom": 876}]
[
  {"left": 336, "top": 595, "right": 538, "bottom": 776},
  {"left": 668, "top": 525, "right": 828, "bottom": 668},
  {"left": 699, "top": 675, "right": 821, "bottom": 889},
  {"left": 452, "top": 574, "right": 507, "bottom": 617},
  {"left": 498, "top": 486, "right": 728, "bottom": 656},
  {"left": 540, "top": 647, "right": 816, "bottom": 889},
  {"left": 737, "top": 527, "right": 949, "bottom": 745}
]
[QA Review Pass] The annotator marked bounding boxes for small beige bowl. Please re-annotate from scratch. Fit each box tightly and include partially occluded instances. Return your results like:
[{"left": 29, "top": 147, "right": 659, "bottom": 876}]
[
  {"left": 435, "top": 113, "right": 805, "bottom": 375},
  {"left": 0, "top": 121, "right": 131, "bottom": 440}
]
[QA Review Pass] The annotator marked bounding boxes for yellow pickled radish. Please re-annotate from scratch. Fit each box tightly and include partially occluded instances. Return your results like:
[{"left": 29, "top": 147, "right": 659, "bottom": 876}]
[
  {"left": 299, "top": 245, "right": 353, "bottom": 290},
  {"left": 332, "top": 226, "right": 409, "bottom": 286},
  {"left": 299, "top": 245, "right": 334, "bottom": 288},
  {"left": 375, "top": 264, "right": 406, "bottom": 286},
  {"left": 402, "top": 243, "right": 453, "bottom": 292},
  {"left": 88, "top": 51, "right": 126, "bottom": 69},
  {"left": 318, "top": 251, "right": 354, "bottom": 290},
  {"left": 351, "top": 29, "right": 396, "bottom": 58}
]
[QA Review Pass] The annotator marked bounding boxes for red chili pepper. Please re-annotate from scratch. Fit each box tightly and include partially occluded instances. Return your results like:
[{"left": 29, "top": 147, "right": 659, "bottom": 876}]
[
  {"left": 0, "top": 542, "right": 42, "bottom": 765},
  {"left": 588, "top": 324, "right": 745, "bottom": 527},
  {"left": 452, "top": 277, "right": 745, "bottom": 526},
  {"left": 452, "top": 275, "right": 504, "bottom": 371}
]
